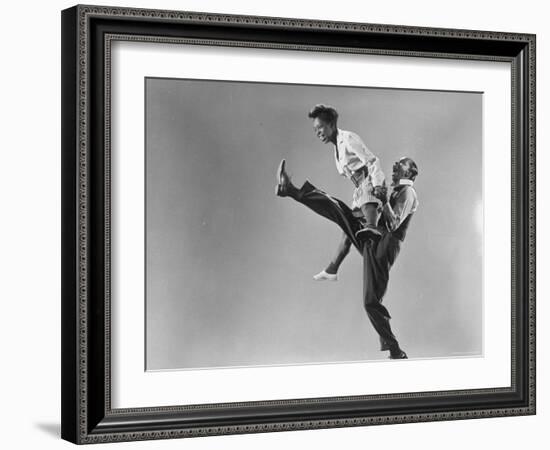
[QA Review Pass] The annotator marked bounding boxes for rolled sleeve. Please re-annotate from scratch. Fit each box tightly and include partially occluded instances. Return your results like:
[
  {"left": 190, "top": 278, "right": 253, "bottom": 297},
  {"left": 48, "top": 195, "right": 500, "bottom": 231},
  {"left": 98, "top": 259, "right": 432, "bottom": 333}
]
[
  {"left": 367, "top": 157, "right": 385, "bottom": 187},
  {"left": 346, "top": 133, "right": 384, "bottom": 187},
  {"left": 346, "top": 132, "right": 374, "bottom": 162}
]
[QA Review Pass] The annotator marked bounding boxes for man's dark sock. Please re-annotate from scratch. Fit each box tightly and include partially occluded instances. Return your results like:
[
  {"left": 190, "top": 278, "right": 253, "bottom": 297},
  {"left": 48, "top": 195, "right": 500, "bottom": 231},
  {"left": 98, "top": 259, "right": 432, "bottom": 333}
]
[{"left": 325, "top": 262, "right": 338, "bottom": 275}]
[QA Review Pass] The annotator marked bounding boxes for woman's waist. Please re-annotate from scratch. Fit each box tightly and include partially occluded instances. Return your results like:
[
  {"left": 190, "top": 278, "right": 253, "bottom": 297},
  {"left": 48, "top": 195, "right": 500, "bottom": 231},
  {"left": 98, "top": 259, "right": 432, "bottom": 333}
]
[{"left": 349, "top": 166, "right": 369, "bottom": 187}]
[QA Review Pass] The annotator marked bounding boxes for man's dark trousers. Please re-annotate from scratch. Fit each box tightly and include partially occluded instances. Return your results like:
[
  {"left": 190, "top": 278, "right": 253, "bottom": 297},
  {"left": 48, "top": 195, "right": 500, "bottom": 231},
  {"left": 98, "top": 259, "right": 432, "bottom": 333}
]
[{"left": 285, "top": 180, "right": 401, "bottom": 350}]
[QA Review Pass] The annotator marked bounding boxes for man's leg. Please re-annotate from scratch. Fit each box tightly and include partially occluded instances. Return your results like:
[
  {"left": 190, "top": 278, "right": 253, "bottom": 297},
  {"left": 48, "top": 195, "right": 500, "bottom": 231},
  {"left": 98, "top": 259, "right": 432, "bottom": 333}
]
[
  {"left": 362, "top": 233, "right": 407, "bottom": 358},
  {"left": 277, "top": 174, "right": 363, "bottom": 252}
]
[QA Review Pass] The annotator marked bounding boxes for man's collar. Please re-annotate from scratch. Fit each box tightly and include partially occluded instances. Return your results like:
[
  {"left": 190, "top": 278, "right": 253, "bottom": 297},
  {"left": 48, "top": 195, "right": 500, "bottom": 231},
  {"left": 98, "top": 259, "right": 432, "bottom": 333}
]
[{"left": 398, "top": 179, "right": 414, "bottom": 186}]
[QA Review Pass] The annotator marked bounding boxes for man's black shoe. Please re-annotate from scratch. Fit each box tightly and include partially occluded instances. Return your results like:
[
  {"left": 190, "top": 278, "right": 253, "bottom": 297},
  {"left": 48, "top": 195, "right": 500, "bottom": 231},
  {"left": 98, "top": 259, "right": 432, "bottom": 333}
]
[
  {"left": 275, "top": 159, "right": 292, "bottom": 197},
  {"left": 389, "top": 349, "right": 408, "bottom": 360}
]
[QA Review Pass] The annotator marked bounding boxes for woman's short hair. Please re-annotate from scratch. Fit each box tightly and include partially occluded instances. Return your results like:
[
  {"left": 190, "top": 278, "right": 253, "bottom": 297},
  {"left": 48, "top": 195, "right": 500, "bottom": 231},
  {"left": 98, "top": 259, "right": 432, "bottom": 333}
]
[{"left": 308, "top": 104, "right": 339, "bottom": 126}]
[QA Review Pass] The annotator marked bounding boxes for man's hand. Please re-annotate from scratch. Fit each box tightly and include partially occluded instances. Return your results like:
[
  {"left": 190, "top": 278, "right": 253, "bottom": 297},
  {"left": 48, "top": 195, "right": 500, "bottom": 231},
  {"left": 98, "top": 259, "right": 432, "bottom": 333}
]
[{"left": 373, "top": 185, "right": 388, "bottom": 204}]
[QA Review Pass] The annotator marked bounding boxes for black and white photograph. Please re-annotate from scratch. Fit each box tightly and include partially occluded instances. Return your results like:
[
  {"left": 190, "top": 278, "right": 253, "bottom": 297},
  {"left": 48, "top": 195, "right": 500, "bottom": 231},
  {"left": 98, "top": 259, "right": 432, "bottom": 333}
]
[
  {"left": 145, "top": 78, "right": 482, "bottom": 371},
  {"left": 56, "top": 2, "right": 537, "bottom": 446}
]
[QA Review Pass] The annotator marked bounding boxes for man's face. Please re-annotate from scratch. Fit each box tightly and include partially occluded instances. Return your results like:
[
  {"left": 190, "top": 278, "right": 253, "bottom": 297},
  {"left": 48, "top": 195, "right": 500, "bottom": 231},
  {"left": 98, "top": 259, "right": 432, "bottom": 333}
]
[
  {"left": 312, "top": 117, "right": 336, "bottom": 144},
  {"left": 392, "top": 159, "right": 409, "bottom": 184}
]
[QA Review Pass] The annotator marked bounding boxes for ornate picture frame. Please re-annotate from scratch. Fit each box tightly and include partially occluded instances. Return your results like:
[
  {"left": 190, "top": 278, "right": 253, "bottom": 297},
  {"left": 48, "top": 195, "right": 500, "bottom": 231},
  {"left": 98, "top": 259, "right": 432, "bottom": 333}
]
[{"left": 61, "top": 5, "right": 535, "bottom": 444}]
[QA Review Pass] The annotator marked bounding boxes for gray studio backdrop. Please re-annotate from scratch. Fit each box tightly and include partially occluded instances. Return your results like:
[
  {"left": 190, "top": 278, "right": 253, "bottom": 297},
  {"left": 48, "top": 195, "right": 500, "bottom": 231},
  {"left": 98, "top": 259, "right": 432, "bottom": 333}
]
[{"left": 145, "top": 77, "right": 482, "bottom": 370}]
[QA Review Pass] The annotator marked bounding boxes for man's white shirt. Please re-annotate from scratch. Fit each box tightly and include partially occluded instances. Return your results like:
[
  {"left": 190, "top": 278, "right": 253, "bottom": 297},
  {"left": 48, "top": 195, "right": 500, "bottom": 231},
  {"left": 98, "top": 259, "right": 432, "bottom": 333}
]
[{"left": 384, "top": 179, "right": 419, "bottom": 231}]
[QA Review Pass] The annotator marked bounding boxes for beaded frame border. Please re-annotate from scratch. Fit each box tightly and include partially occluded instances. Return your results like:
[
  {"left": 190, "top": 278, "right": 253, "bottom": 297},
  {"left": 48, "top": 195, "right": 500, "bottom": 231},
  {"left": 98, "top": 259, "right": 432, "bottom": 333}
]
[{"left": 66, "top": 4, "right": 535, "bottom": 444}]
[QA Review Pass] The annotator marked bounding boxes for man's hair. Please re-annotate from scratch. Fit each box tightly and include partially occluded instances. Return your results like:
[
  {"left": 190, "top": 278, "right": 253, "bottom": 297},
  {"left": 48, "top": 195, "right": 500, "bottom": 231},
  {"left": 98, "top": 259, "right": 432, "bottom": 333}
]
[
  {"left": 308, "top": 104, "right": 339, "bottom": 126},
  {"left": 401, "top": 157, "right": 419, "bottom": 181}
]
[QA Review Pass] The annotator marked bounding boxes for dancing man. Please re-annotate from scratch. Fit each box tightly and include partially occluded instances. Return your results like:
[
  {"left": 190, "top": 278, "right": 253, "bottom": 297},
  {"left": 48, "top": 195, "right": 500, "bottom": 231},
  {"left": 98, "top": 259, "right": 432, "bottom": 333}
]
[
  {"left": 275, "top": 156, "right": 419, "bottom": 359},
  {"left": 307, "top": 104, "right": 385, "bottom": 282}
]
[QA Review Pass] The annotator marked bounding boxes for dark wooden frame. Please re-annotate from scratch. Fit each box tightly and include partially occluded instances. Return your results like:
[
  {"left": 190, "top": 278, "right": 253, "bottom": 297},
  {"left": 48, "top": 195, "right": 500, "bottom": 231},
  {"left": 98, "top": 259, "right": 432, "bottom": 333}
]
[{"left": 61, "top": 4, "right": 536, "bottom": 444}]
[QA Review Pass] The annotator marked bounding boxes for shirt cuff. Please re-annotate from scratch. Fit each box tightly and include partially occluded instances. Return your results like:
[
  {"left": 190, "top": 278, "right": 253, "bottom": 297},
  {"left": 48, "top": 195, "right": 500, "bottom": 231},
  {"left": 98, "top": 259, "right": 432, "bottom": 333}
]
[{"left": 367, "top": 158, "right": 385, "bottom": 187}]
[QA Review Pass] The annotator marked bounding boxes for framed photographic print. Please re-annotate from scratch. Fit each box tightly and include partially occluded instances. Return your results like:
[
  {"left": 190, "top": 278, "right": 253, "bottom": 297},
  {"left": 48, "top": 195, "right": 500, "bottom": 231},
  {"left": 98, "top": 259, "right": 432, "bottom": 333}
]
[{"left": 61, "top": 4, "right": 536, "bottom": 444}]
